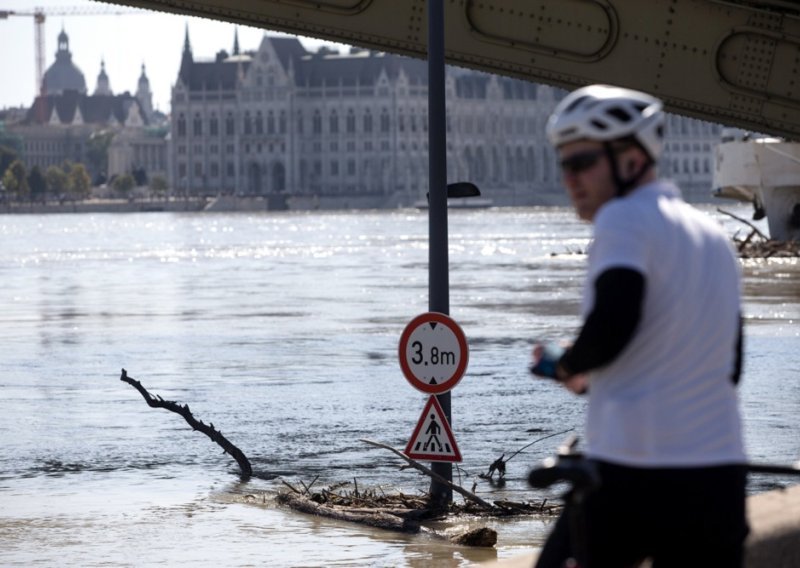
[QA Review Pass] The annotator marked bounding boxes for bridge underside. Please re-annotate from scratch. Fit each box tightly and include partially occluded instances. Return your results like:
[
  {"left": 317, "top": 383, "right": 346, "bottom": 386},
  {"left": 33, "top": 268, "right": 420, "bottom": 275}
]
[{"left": 99, "top": 0, "right": 800, "bottom": 138}]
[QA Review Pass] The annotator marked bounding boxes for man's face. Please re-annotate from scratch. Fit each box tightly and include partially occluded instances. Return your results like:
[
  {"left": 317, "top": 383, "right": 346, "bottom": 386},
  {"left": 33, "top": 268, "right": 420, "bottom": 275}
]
[{"left": 558, "top": 140, "right": 616, "bottom": 222}]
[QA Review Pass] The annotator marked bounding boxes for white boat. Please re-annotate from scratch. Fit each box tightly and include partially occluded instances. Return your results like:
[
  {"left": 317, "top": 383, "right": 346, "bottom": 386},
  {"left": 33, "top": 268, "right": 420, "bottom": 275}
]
[
  {"left": 713, "top": 134, "right": 800, "bottom": 241},
  {"left": 413, "top": 197, "right": 495, "bottom": 210}
]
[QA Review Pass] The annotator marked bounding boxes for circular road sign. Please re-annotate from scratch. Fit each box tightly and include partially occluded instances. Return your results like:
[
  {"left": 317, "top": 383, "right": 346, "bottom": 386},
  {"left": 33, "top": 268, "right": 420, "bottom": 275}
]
[{"left": 399, "top": 312, "right": 468, "bottom": 394}]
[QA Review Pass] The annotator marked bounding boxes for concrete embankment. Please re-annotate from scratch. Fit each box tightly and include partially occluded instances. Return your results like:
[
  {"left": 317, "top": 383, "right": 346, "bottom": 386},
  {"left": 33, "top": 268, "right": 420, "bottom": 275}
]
[
  {"left": 1, "top": 199, "right": 207, "bottom": 214},
  {"left": 485, "top": 484, "right": 800, "bottom": 568}
]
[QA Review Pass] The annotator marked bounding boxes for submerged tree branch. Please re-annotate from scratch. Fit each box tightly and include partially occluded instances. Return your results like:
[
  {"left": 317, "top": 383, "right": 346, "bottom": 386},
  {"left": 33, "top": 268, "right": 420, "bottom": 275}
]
[
  {"left": 360, "top": 438, "right": 495, "bottom": 510},
  {"left": 119, "top": 368, "right": 252, "bottom": 478},
  {"left": 718, "top": 207, "right": 769, "bottom": 241}
]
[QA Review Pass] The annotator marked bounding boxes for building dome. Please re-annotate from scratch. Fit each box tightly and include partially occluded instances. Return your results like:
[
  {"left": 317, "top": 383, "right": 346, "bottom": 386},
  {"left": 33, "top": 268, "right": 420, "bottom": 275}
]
[{"left": 42, "top": 28, "right": 87, "bottom": 95}]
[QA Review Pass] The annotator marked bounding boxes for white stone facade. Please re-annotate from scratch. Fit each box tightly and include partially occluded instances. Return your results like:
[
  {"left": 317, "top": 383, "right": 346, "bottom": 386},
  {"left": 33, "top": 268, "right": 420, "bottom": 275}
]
[{"left": 171, "top": 32, "right": 722, "bottom": 207}]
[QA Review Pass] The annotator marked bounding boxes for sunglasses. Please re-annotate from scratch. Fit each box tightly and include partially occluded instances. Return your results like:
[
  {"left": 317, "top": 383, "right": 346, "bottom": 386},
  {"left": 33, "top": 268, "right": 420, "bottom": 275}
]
[{"left": 559, "top": 149, "right": 606, "bottom": 175}]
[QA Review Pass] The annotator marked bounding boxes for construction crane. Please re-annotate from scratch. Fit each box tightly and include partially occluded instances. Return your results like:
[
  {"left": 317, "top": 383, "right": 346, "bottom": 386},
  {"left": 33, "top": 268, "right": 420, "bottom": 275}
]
[{"left": 0, "top": 3, "right": 145, "bottom": 96}]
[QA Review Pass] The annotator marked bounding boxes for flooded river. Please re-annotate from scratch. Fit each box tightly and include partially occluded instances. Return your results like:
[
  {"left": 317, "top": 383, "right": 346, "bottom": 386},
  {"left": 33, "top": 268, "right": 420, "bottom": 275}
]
[{"left": 1, "top": 204, "right": 797, "bottom": 566}]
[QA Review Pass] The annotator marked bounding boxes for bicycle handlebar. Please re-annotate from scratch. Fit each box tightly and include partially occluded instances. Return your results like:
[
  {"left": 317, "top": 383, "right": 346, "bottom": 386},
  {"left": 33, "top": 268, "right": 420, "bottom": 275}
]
[
  {"left": 528, "top": 454, "right": 601, "bottom": 492},
  {"left": 527, "top": 436, "right": 800, "bottom": 493}
]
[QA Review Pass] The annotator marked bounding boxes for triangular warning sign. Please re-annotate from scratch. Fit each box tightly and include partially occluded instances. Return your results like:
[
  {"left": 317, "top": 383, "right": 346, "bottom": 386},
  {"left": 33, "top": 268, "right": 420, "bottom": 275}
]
[{"left": 404, "top": 395, "right": 462, "bottom": 462}]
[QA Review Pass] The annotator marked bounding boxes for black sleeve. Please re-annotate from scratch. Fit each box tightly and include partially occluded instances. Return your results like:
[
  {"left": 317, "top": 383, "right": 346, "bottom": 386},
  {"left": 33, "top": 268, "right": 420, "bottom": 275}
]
[
  {"left": 731, "top": 314, "right": 743, "bottom": 386},
  {"left": 559, "top": 267, "right": 645, "bottom": 376}
]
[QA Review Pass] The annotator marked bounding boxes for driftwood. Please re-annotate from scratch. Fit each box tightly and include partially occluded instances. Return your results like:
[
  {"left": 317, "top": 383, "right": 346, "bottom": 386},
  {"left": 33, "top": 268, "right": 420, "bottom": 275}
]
[
  {"left": 360, "top": 438, "right": 496, "bottom": 510},
  {"left": 718, "top": 208, "right": 800, "bottom": 258},
  {"left": 276, "top": 487, "right": 499, "bottom": 546},
  {"left": 718, "top": 208, "right": 769, "bottom": 241},
  {"left": 119, "top": 368, "right": 252, "bottom": 478},
  {"left": 276, "top": 491, "right": 425, "bottom": 533}
]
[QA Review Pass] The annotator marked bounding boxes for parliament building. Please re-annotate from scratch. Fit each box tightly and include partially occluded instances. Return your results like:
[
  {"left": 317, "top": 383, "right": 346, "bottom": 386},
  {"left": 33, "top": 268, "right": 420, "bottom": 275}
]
[
  {"left": 171, "top": 29, "right": 722, "bottom": 208},
  {"left": 5, "top": 27, "right": 722, "bottom": 207}
]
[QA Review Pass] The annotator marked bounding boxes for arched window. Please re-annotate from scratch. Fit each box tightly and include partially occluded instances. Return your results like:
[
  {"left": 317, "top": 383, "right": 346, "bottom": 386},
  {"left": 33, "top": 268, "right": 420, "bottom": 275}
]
[
  {"left": 296, "top": 111, "right": 304, "bottom": 134},
  {"left": 313, "top": 110, "right": 322, "bottom": 134},
  {"left": 210, "top": 113, "right": 219, "bottom": 136},
  {"left": 526, "top": 147, "right": 536, "bottom": 181},
  {"left": 177, "top": 114, "right": 186, "bottom": 137},
  {"left": 225, "top": 112, "right": 235, "bottom": 136},
  {"left": 380, "top": 108, "right": 390, "bottom": 133},
  {"left": 193, "top": 113, "right": 202, "bottom": 136},
  {"left": 244, "top": 111, "right": 252, "bottom": 135},
  {"left": 330, "top": 110, "right": 339, "bottom": 134},
  {"left": 267, "top": 111, "right": 275, "bottom": 134},
  {"left": 346, "top": 109, "right": 356, "bottom": 133},
  {"left": 515, "top": 147, "right": 525, "bottom": 181},
  {"left": 475, "top": 147, "right": 487, "bottom": 182},
  {"left": 464, "top": 147, "right": 474, "bottom": 180},
  {"left": 279, "top": 111, "right": 286, "bottom": 134},
  {"left": 506, "top": 148, "right": 515, "bottom": 182},
  {"left": 255, "top": 111, "right": 264, "bottom": 135},
  {"left": 363, "top": 109, "right": 373, "bottom": 133},
  {"left": 492, "top": 147, "right": 501, "bottom": 181}
]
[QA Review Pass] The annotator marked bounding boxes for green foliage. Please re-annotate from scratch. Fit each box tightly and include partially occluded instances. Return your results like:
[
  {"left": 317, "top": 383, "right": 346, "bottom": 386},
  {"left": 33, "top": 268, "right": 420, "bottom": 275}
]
[
  {"left": 132, "top": 166, "right": 148, "bottom": 186},
  {"left": 27, "top": 166, "right": 47, "bottom": 202},
  {"left": 0, "top": 145, "right": 18, "bottom": 179},
  {"left": 2, "top": 159, "right": 29, "bottom": 201},
  {"left": 87, "top": 130, "right": 114, "bottom": 176},
  {"left": 45, "top": 165, "right": 70, "bottom": 197},
  {"left": 149, "top": 174, "right": 168, "bottom": 197},
  {"left": 68, "top": 163, "right": 91, "bottom": 200},
  {"left": 112, "top": 173, "right": 135, "bottom": 197}
]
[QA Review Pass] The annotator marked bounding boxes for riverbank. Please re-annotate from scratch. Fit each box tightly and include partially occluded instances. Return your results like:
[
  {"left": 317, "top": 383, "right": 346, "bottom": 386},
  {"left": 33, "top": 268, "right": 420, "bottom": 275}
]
[{"left": 0, "top": 197, "right": 208, "bottom": 214}]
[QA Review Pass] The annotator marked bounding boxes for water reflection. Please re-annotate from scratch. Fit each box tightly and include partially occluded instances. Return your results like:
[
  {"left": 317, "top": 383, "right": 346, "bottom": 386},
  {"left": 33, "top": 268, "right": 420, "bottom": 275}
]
[{"left": 0, "top": 206, "right": 797, "bottom": 566}]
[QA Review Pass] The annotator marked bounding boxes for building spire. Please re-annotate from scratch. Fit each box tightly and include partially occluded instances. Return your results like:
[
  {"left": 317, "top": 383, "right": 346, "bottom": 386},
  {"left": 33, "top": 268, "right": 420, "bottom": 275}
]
[
  {"left": 94, "top": 57, "right": 112, "bottom": 95},
  {"left": 179, "top": 23, "right": 194, "bottom": 84},
  {"left": 183, "top": 22, "right": 192, "bottom": 54},
  {"left": 233, "top": 27, "right": 240, "bottom": 56},
  {"left": 136, "top": 62, "right": 153, "bottom": 121}
]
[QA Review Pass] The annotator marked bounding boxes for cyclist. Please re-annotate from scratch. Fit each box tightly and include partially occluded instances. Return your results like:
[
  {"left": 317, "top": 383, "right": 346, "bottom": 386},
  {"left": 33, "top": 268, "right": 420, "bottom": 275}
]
[{"left": 530, "top": 84, "right": 748, "bottom": 567}]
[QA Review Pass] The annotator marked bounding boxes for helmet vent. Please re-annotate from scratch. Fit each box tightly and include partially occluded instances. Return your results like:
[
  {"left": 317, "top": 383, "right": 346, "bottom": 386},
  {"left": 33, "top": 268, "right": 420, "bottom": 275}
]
[
  {"left": 607, "top": 107, "right": 632, "bottom": 122},
  {"left": 590, "top": 119, "right": 608, "bottom": 130},
  {"left": 561, "top": 126, "right": 578, "bottom": 137},
  {"left": 565, "top": 95, "right": 590, "bottom": 113}
]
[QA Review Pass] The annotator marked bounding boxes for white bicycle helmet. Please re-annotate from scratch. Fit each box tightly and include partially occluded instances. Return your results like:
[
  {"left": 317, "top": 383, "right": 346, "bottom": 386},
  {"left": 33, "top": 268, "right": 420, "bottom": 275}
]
[{"left": 546, "top": 84, "right": 665, "bottom": 161}]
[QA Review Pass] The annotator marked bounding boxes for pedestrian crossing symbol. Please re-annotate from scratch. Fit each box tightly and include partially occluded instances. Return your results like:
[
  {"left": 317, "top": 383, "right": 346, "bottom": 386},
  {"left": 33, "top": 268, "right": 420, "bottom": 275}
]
[{"left": 404, "top": 395, "right": 462, "bottom": 462}]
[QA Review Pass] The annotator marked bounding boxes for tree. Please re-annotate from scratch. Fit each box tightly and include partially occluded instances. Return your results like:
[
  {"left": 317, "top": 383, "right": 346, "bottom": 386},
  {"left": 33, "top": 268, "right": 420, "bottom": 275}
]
[
  {"left": 2, "top": 159, "right": 29, "bottom": 201},
  {"left": 27, "top": 165, "right": 47, "bottom": 203},
  {"left": 0, "top": 145, "right": 18, "bottom": 179},
  {"left": 45, "top": 165, "right": 70, "bottom": 200},
  {"left": 87, "top": 130, "right": 113, "bottom": 178},
  {"left": 132, "top": 166, "right": 148, "bottom": 187},
  {"left": 113, "top": 173, "right": 135, "bottom": 199},
  {"left": 149, "top": 174, "right": 168, "bottom": 200},
  {"left": 68, "top": 163, "right": 91, "bottom": 201}
]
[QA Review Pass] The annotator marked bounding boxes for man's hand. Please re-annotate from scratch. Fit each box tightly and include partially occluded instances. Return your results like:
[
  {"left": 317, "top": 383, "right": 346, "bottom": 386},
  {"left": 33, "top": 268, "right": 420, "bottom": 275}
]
[
  {"left": 531, "top": 343, "right": 589, "bottom": 395},
  {"left": 561, "top": 374, "right": 589, "bottom": 395}
]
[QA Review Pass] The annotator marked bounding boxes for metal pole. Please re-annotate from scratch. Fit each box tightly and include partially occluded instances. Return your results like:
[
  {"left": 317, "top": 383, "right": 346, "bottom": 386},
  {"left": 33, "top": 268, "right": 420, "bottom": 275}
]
[{"left": 427, "top": 0, "right": 452, "bottom": 505}]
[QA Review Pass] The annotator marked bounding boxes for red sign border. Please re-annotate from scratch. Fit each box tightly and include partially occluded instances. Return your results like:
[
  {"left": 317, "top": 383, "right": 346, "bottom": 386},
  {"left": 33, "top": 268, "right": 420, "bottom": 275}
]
[
  {"left": 404, "top": 395, "right": 462, "bottom": 462},
  {"left": 398, "top": 312, "right": 469, "bottom": 394}
]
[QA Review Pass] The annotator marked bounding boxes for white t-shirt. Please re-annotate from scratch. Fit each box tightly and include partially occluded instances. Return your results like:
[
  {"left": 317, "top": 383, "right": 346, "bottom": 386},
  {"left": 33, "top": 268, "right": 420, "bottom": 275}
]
[{"left": 583, "top": 180, "right": 746, "bottom": 467}]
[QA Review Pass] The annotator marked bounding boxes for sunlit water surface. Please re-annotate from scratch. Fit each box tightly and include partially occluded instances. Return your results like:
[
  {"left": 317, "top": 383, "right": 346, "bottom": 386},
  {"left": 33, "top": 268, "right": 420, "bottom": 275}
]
[{"left": 1, "top": 204, "right": 797, "bottom": 567}]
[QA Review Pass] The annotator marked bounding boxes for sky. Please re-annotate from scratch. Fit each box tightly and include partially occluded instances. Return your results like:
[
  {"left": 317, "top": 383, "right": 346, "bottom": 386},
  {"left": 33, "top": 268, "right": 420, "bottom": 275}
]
[{"left": 0, "top": 0, "right": 349, "bottom": 113}]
